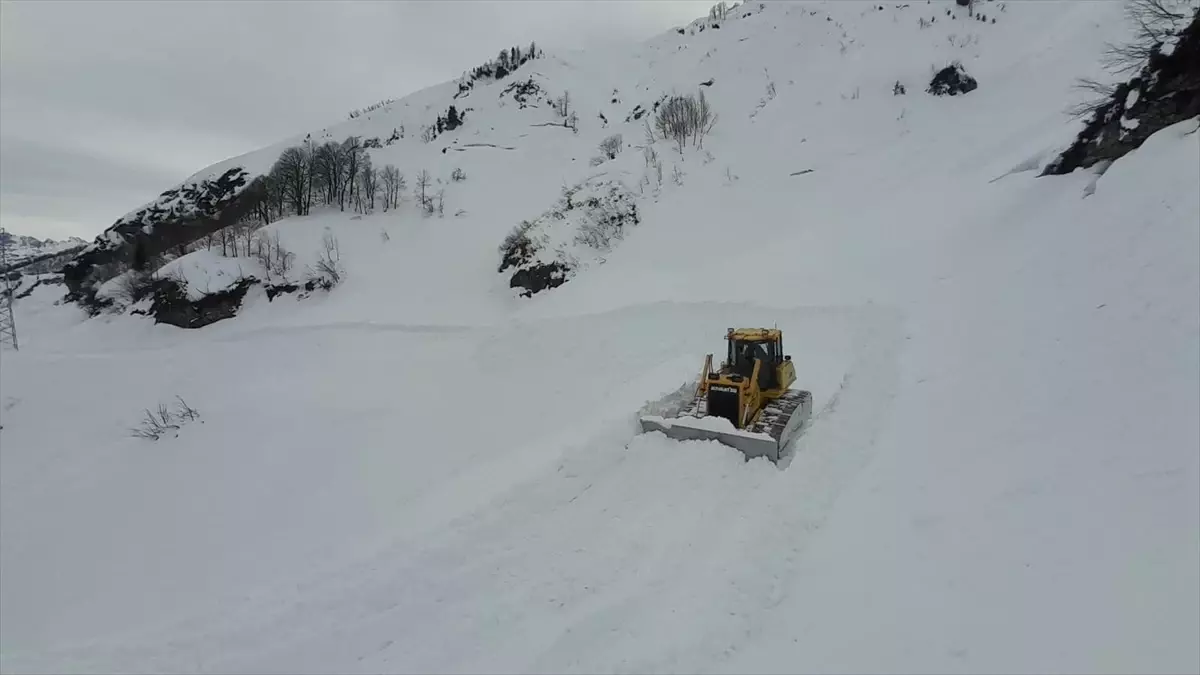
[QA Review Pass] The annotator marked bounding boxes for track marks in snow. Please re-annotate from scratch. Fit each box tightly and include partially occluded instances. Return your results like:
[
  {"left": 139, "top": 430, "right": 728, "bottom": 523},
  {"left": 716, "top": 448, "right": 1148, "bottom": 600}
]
[{"left": 0, "top": 300, "right": 906, "bottom": 675}]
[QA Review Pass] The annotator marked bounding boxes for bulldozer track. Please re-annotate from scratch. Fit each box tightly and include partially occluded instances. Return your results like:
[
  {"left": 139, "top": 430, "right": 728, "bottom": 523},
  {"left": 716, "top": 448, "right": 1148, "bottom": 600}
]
[{"left": 751, "top": 389, "right": 813, "bottom": 441}]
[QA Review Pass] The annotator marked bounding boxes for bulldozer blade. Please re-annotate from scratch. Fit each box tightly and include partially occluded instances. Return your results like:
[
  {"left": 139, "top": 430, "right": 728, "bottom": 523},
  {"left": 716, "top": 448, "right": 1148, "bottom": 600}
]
[
  {"left": 640, "top": 415, "right": 783, "bottom": 461},
  {"left": 638, "top": 389, "right": 813, "bottom": 464}
]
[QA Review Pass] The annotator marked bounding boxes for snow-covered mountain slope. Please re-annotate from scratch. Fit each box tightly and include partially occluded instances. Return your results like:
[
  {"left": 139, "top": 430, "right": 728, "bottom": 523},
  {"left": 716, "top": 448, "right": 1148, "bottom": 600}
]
[
  {"left": 0, "top": 231, "right": 85, "bottom": 270},
  {"left": 2, "top": 2, "right": 1198, "bottom": 673}
]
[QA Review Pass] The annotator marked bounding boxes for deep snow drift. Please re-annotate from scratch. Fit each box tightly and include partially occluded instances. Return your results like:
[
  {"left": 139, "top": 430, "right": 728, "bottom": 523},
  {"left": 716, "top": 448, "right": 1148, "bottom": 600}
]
[{"left": 1, "top": 1, "right": 1197, "bottom": 673}]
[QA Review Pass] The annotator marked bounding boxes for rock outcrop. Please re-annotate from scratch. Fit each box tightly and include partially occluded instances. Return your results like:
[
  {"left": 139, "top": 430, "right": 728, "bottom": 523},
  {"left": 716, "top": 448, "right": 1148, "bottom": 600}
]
[
  {"left": 927, "top": 62, "right": 978, "bottom": 96},
  {"left": 497, "top": 180, "right": 640, "bottom": 297},
  {"left": 147, "top": 276, "right": 257, "bottom": 329},
  {"left": 1043, "top": 11, "right": 1199, "bottom": 175},
  {"left": 62, "top": 167, "right": 267, "bottom": 306}
]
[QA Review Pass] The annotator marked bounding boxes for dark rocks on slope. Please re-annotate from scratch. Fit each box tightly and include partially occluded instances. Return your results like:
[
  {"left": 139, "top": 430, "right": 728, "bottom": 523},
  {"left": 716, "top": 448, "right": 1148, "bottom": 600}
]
[
  {"left": 62, "top": 168, "right": 268, "bottom": 306},
  {"left": 927, "top": 62, "right": 978, "bottom": 96},
  {"left": 497, "top": 225, "right": 573, "bottom": 297},
  {"left": 147, "top": 276, "right": 329, "bottom": 329},
  {"left": 148, "top": 277, "right": 257, "bottom": 329},
  {"left": 507, "top": 262, "right": 571, "bottom": 297},
  {"left": 1043, "top": 12, "right": 1200, "bottom": 175}
]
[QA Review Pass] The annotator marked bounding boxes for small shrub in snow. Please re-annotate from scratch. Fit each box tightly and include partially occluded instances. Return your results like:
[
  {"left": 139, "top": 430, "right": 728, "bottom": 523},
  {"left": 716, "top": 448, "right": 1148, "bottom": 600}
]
[
  {"left": 252, "top": 230, "right": 295, "bottom": 281},
  {"left": 307, "top": 232, "right": 343, "bottom": 290},
  {"left": 653, "top": 89, "right": 718, "bottom": 152},
  {"left": 451, "top": 167, "right": 467, "bottom": 182},
  {"left": 599, "top": 133, "right": 624, "bottom": 159},
  {"left": 589, "top": 156, "right": 607, "bottom": 167},
  {"left": 554, "top": 90, "right": 572, "bottom": 119},
  {"left": 572, "top": 187, "right": 642, "bottom": 251},
  {"left": 499, "top": 220, "right": 538, "bottom": 272},
  {"left": 643, "top": 144, "right": 659, "bottom": 168},
  {"left": 894, "top": 81, "right": 907, "bottom": 95},
  {"left": 130, "top": 396, "right": 201, "bottom": 441}
]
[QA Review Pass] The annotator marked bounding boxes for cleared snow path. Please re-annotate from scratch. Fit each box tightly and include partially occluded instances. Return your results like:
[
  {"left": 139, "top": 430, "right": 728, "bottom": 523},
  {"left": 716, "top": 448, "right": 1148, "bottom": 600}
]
[{"left": 0, "top": 300, "right": 902, "bottom": 674}]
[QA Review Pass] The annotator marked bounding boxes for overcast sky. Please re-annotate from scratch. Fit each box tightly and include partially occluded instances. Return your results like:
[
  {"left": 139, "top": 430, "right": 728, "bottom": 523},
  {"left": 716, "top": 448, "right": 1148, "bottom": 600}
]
[{"left": 0, "top": 0, "right": 712, "bottom": 241}]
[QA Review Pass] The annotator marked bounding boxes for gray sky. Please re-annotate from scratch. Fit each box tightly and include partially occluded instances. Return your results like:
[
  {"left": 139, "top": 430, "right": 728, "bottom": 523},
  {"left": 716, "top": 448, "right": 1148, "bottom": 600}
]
[{"left": 0, "top": 0, "right": 712, "bottom": 241}]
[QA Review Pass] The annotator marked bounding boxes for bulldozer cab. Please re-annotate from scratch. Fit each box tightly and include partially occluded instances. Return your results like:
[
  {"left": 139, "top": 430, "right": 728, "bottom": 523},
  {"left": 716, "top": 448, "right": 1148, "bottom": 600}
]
[{"left": 723, "top": 329, "right": 784, "bottom": 391}]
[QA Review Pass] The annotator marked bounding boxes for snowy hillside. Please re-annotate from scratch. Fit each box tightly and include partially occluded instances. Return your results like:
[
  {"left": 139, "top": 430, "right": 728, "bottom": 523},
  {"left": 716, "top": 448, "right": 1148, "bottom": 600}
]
[
  {"left": 2, "top": 1, "right": 1198, "bottom": 673},
  {"left": 0, "top": 231, "right": 85, "bottom": 270}
]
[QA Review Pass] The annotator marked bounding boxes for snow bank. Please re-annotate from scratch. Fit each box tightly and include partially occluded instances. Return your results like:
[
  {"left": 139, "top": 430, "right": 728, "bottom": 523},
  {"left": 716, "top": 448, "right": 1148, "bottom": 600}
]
[{"left": 154, "top": 250, "right": 267, "bottom": 301}]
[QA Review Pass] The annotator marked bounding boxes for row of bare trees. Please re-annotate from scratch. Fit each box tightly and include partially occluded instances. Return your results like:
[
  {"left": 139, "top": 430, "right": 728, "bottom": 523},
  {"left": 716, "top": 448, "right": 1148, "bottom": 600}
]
[{"left": 264, "top": 135, "right": 417, "bottom": 220}]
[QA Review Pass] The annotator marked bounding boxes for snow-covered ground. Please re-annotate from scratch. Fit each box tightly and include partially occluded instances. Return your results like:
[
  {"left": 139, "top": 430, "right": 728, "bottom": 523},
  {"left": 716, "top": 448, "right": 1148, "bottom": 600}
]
[{"left": 2, "top": 1, "right": 1197, "bottom": 673}]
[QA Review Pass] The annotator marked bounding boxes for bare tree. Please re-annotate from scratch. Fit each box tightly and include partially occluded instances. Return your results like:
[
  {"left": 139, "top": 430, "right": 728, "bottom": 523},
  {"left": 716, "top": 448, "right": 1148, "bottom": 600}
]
[
  {"left": 380, "top": 165, "right": 398, "bottom": 211},
  {"left": 341, "top": 136, "right": 364, "bottom": 211},
  {"left": 691, "top": 88, "right": 717, "bottom": 149},
  {"left": 1062, "top": 0, "right": 1193, "bottom": 120},
  {"left": 554, "top": 90, "right": 577, "bottom": 132},
  {"left": 436, "top": 189, "right": 445, "bottom": 218},
  {"left": 312, "top": 141, "right": 344, "bottom": 207},
  {"left": 357, "top": 154, "right": 378, "bottom": 213},
  {"left": 415, "top": 169, "right": 432, "bottom": 209},
  {"left": 1066, "top": 78, "right": 1120, "bottom": 119},
  {"left": 271, "top": 145, "right": 313, "bottom": 216},
  {"left": 1104, "top": 0, "right": 1193, "bottom": 74},
  {"left": 253, "top": 229, "right": 294, "bottom": 280}
]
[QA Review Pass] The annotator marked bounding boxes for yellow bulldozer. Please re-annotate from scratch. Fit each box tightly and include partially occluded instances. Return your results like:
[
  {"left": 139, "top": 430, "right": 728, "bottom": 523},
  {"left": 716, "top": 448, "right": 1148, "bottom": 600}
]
[{"left": 639, "top": 327, "right": 813, "bottom": 463}]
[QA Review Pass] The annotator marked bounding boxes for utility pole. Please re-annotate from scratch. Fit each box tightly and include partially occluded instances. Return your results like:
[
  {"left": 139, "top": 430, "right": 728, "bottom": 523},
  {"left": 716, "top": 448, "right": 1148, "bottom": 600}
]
[{"left": 0, "top": 228, "right": 19, "bottom": 351}]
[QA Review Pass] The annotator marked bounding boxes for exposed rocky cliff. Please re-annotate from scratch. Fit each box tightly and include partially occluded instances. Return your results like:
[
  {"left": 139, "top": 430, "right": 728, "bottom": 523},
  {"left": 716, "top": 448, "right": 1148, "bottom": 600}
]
[
  {"left": 61, "top": 167, "right": 267, "bottom": 305},
  {"left": 1044, "top": 9, "right": 1199, "bottom": 175}
]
